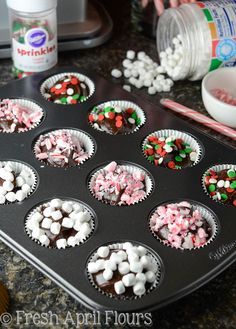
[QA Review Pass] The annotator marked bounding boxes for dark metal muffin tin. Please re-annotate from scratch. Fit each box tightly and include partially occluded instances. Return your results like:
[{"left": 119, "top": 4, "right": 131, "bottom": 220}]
[{"left": 0, "top": 67, "right": 235, "bottom": 313}]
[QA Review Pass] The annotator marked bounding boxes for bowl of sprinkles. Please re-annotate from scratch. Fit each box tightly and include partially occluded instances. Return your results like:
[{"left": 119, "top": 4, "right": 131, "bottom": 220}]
[
  {"left": 142, "top": 129, "right": 202, "bottom": 169},
  {"left": 88, "top": 100, "right": 146, "bottom": 135},
  {"left": 40, "top": 72, "right": 95, "bottom": 105},
  {"left": 203, "top": 165, "right": 236, "bottom": 206}
]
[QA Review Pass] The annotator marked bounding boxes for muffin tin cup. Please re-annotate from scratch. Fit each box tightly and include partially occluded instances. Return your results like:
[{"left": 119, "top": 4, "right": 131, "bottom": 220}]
[
  {"left": 33, "top": 128, "right": 95, "bottom": 168},
  {"left": 0, "top": 98, "right": 44, "bottom": 133},
  {"left": 25, "top": 198, "right": 96, "bottom": 249},
  {"left": 40, "top": 72, "right": 95, "bottom": 104},
  {"left": 87, "top": 241, "right": 162, "bottom": 300},
  {"left": 149, "top": 201, "right": 219, "bottom": 250},
  {"left": 202, "top": 164, "right": 236, "bottom": 206},
  {"left": 88, "top": 162, "right": 154, "bottom": 206},
  {"left": 0, "top": 160, "right": 38, "bottom": 205},
  {"left": 89, "top": 100, "right": 146, "bottom": 135},
  {"left": 142, "top": 129, "right": 203, "bottom": 168}
]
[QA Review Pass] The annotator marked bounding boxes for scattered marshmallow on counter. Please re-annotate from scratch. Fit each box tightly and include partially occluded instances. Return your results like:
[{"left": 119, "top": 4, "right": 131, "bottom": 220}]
[
  {"left": 26, "top": 198, "right": 94, "bottom": 249},
  {"left": 110, "top": 47, "right": 178, "bottom": 94},
  {"left": 0, "top": 162, "right": 35, "bottom": 204},
  {"left": 87, "top": 242, "right": 159, "bottom": 297}
]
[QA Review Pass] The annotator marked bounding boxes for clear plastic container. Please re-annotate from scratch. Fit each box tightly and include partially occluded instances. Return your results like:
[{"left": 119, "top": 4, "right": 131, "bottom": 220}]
[
  {"left": 157, "top": 0, "right": 236, "bottom": 81},
  {"left": 7, "top": 0, "right": 58, "bottom": 78}
]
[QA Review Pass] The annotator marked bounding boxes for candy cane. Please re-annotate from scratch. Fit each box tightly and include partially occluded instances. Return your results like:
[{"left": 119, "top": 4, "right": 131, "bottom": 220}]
[{"left": 160, "top": 98, "right": 236, "bottom": 141}]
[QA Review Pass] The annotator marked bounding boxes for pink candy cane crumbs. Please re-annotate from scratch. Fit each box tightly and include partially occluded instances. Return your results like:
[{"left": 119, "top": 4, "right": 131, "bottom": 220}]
[{"left": 211, "top": 88, "right": 236, "bottom": 106}]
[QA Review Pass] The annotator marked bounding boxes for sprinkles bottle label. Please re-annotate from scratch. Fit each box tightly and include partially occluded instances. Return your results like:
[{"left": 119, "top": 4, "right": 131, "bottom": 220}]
[{"left": 7, "top": 0, "right": 58, "bottom": 78}]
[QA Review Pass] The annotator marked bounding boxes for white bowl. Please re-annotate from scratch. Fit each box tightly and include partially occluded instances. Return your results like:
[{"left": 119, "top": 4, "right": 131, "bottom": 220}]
[{"left": 202, "top": 67, "right": 236, "bottom": 128}]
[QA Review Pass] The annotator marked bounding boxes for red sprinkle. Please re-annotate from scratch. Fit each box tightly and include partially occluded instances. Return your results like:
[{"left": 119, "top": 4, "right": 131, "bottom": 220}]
[
  {"left": 71, "top": 78, "right": 79, "bottom": 85},
  {"left": 71, "top": 99, "right": 77, "bottom": 104},
  {"left": 88, "top": 114, "right": 94, "bottom": 122},
  {"left": 126, "top": 108, "right": 134, "bottom": 114},
  {"left": 115, "top": 120, "right": 123, "bottom": 128},
  {"left": 168, "top": 161, "right": 175, "bottom": 169},
  {"left": 108, "top": 112, "right": 115, "bottom": 120},
  {"left": 98, "top": 114, "right": 105, "bottom": 121},
  {"left": 233, "top": 200, "right": 236, "bottom": 207},
  {"left": 227, "top": 188, "right": 234, "bottom": 193}
]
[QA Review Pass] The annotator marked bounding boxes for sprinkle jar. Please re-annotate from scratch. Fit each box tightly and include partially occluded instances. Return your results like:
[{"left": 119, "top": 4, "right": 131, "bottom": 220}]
[
  {"left": 7, "top": 0, "right": 58, "bottom": 79},
  {"left": 157, "top": 0, "right": 236, "bottom": 81}
]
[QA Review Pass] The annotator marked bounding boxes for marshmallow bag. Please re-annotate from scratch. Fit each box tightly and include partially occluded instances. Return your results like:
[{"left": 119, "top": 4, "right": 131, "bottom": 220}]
[{"left": 0, "top": 67, "right": 235, "bottom": 313}]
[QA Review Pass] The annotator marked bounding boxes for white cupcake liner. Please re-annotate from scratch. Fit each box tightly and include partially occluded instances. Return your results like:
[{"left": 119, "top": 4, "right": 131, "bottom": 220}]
[
  {"left": 89, "top": 100, "right": 146, "bottom": 135},
  {"left": 40, "top": 72, "right": 95, "bottom": 104},
  {"left": 87, "top": 241, "right": 162, "bottom": 300},
  {"left": 0, "top": 160, "right": 38, "bottom": 205},
  {"left": 202, "top": 164, "right": 236, "bottom": 206},
  {"left": 142, "top": 129, "right": 203, "bottom": 169},
  {"left": 33, "top": 128, "right": 95, "bottom": 168},
  {"left": 149, "top": 201, "right": 219, "bottom": 250},
  {"left": 0, "top": 98, "right": 44, "bottom": 133},
  {"left": 88, "top": 162, "right": 154, "bottom": 206},
  {"left": 25, "top": 198, "right": 95, "bottom": 249}
]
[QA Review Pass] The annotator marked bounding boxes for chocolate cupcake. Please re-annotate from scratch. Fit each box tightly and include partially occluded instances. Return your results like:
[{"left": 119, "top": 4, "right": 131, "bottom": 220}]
[
  {"left": 89, "top": 161, "right": 153, "bottom": 206},
  {"left": 203, "top": 165, "right": 236, "bottom": 206},
  {"left": 149, "top": 201, "right": 218, "bottom": 250},
  {"left": 0, "top": 161, "right": 37, "bottom": 204},
  {"left": 87, "top": 242, "right": 161, "bottom": 299},
  {"left": 25, "top": 198, "right": 95, "bottom": 249},
  {"left": 88, "top": 100, "right": 146, "bottom": 135},
  {"left": 40, "top": 73, "right": 95, "bottom": 105},
  {"left": 142, "top": 130, "right": 202, "bottom": 169},
  {"left": 34, "top": 129, "right": 95, "bottom": 168},
  {"left": 0, "top": 98, "right": 43, "bottom": 133}
]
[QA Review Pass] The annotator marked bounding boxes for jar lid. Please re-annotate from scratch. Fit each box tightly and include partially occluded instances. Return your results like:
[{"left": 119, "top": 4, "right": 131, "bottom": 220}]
[{"left": 7, "top": 0, "right": 57, "bottom": 13}]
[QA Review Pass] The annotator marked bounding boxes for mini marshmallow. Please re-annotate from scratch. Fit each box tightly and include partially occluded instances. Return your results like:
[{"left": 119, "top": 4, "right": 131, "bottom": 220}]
[
  {"left": 111, "top": 69, "right": 122, "bottom": 78},
  {"left": 50, "top": 198, "right": 62, "bottom": 208},
  {"left": 15, "top": 190, "right": 26, "bottom": 202},
  {"left": 145, "top": 271, "right": 156, "bottom": 283},
  {"left": 123, "top": 242, "right": 133, "bottom": 250},
  {"left": 97, "top": 246, "right": 110, "bottom": 258},
  {"left": 43, "top": 207, "right": 54, "bottom": 218},
  {"left": 62, "top": 201, "right": 73, "bottom": 213},
  {"left": 88, "top": 262, "right": 99, "bottom": 274},
  {"left": 5, "top": 192, "right": 16, "bottom": 202},
  {"left": 104, "top": 259, "right": 117, "bottom": 271},
  {"left": 51, "top": 210, "right": 63, "bottom": 221},
  {"left": 140, "top": 256, "right": 150, "bottom": 268},
  {"left": 103, "top": 268, "right": 113, "bottom": 281},
  {"left": 126, "top": 50, "right": 135, "bottom": 60},
  {"left": 110, "top": 253, "right": 123, "bottom": 264},
  {"left": 39, "top": 235, "right": 50, "bottom": 247},
  {"left": 114, "top": 281, "right": 125, "bottom": 295},
  {"left": 136, "top": 273, "right": 147, "bottom": 283},
  {"left": 56, "top": 239, "right": 67, "bottom": 249},
  {"left": 50, "top": 222, "right": 61, "bottom": 235},
  {"left": 123, "top": 85, "right": 131, "bottom": 92},
  {"left": 133, "top": 282, "right": 146, "bottom": 296},
  {"left": 0, "top": 186, "right": 7, "bottom": 195},
  {"left": 130, "top": 261, "right": 143, "bottom": 273},
  {"left": 137, "top": 246, "right": 147, "bottom": 257},
  {"left": 26, "top": 218, "right": 39, "bottom": 231},
  {"left": 122, "top": 273, "right": 136, "bottom": 287},
  {"left": 80, "top": 222, "right": 92, "bottom": 236},
  {"left": 41, "top": 217, "right": 53, "bottom": 229},
  {"left": 0, "top": 195, "right": 6, "bottom": 204},
  {"left": 95, "top": 259, "right": 106, "bottom": 271},
  {"left": 118, "top": 262, "right": 130, "bottom": 275},
  {"left": 3, "top": 181, "right": 14, "bottom": 192},
  {"left": 117, "top": 250, "right": 127, "bottom": 261},
  {"left": 67, "top": 236, "right": 78, "bottom": 247},
  {"left": 62, "top": 217, "right": 74, "bottom": 228},
  {"left": 21, "top": 184, "right": 31, "bottom": 194}
]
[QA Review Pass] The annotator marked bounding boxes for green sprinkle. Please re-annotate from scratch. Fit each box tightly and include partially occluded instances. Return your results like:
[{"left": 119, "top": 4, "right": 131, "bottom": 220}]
[
  {"left": 60, "top": 97, "right": 67, "bottom": 104},
  {"left": 154, "top": 144, "right": 160, "bottom": 150},
  {"left": 19, "top": 36, "right": 25, "bottom": 44},
  {"left": 72, "top": 94, "right": 79, "bottom": 100},
  {"left": 104, "top": 106, "right": 113, "bottom": 112},
  {"left": 230, "top": 181, "right": 236, "bottom": 189},
  {"left": 79, "top": 96, "right": 86, "bottom": 101},
  {"left": 136, "top": 118, "right": 141, "bottom": 125},
  {"left": 227, "top": 169, "right": 236, "bottom": 178},
  {"left": 208, "top": 184, "right": 216, "bottom": 192},
  {"left": 184, "top": 148, "right": 192, "bottom": 154},
  {"left": 175, "top": 165, "right": 182, "bottom": 169},
  {"left": 183, "top": 143, "right": 190, "bottom": 147},
  {"left": 175, "top": 155, "right": 183, "bottom": 162},
  {"left": 148, "top": 156, "right": 155, "bottom": 162},
  {"left": 167, "top": 142, "right": 175, "bottom": 146},
  {"left": 131, "top": 112, "right": 137, "bottom": 120},
  {"left": 221, "top": 194, "right": 228, "bottom": 201}
]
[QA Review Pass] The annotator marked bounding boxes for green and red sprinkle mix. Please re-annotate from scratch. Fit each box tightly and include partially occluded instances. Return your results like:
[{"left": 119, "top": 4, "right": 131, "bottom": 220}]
[
  {"left": 143, "top": 135, "right": 198, "bottom": 170},
  {"left": 89, "top": 105, "right": 141, "bottom": 135},
  {"left": 204, "top": 168, "right": 236, "bottom": 206}
]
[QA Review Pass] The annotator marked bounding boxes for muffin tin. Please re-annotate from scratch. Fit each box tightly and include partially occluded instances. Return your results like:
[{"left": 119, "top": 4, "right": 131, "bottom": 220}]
[{"left": 0, "top": 67, "right": 235, "bottom": 313}]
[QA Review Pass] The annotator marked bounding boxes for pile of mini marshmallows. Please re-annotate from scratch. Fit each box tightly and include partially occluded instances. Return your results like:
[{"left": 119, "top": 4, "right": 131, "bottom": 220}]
[
  {"left": 88, "top": 242, "right": 158, "bottom": 297},
  {"left": 26, "top": 199, "right": 93, "bottom": 249},
  {"left": 110, "top": 35, "right": 184, "bottom": 95},
  {"left": 0, "top": 163, "right": 33, "bottom": 204}
]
